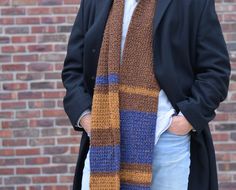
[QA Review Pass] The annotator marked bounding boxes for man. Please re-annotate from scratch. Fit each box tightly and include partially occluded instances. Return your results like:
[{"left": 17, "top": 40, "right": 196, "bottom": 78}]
[{"left": 61, "top": 0, "right": 231, "bottom": 189}]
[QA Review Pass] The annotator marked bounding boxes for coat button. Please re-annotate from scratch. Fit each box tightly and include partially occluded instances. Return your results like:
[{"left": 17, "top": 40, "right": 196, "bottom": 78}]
[
  {"left": 92, "top": 48, "right": 96, "bottom": 53},
  {"left": 91, "top": 76, "right": 95, "bottom": 80}
]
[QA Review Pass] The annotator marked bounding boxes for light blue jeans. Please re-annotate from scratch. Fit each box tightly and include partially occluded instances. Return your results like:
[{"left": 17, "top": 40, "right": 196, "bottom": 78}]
[
  {"left": 81, "top": 129, "right": 191, "bottom": 190},
  {"left": 150, "top": 129, "right": 191, "bottom": 189}
]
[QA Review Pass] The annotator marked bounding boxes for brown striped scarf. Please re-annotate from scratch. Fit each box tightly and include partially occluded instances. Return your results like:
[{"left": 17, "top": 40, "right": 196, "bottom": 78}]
[{"left": 89, "top": 0, "right": 160, "bottom": 189}]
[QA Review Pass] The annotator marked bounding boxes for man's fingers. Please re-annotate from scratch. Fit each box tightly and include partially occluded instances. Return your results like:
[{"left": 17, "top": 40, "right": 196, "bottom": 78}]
[{"left": 168, "top": 116, "right": 192, "bottom": 135}]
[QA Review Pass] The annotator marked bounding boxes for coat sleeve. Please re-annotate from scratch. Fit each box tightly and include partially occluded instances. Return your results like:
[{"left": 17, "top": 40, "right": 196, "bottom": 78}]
[
  {"left": 176, "top": 0, "right": 231, "bottom": 133},
  {"left": 61, "top": 0, "right": 92, "bottom": 131}
]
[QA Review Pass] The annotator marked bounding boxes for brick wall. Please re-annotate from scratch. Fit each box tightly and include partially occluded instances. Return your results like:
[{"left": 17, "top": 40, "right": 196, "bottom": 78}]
[
  {"left": 0, "top": 0, "right": 235, "bottom": 189},
  {"left": 0, "top": 0, "right": 81, "bottom": 189}
]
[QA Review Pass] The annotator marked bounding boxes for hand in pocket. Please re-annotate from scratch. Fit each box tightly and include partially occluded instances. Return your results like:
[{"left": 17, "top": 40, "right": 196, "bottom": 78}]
[
  {"left": 167, "top": 115, "right": 193, "bottom": 136},
  {"left": 80, "top": 113, "right": 91, "bottom": 137}
]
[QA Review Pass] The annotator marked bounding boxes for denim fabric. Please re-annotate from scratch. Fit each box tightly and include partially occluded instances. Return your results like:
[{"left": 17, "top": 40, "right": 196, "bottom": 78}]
[
  {"left": 81, "top": 129, "right": 191, "bottom": 190},
  {"left": 81, "top": 147, "right": 90, "bottom": 190},
  {"left": 150, "top": 130, "right": 191, "bottom": 190}
]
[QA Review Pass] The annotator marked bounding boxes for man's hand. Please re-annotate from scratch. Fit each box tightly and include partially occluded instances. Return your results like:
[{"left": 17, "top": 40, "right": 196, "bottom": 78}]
[
  {"left": 80, "top": 113, "right": 92, "bottom": 136},
  {"left": 167, "top": 115, "right": 193, "bottom": 135}
]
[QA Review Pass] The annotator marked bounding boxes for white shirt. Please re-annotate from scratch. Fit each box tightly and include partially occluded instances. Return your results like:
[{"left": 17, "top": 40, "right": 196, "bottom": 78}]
[{"left": 78, "top": 0, "right": 189, "bottom": 144}]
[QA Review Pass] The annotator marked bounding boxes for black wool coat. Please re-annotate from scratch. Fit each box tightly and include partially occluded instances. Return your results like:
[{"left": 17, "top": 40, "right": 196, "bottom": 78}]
[{"left": 61, "top": 0, "right": 231, "bottom": 189}]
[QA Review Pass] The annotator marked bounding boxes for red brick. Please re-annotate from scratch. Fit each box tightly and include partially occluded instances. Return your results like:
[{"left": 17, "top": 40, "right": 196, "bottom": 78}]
[
  {"left": 64, "top": 0, "right": 80, "bottom": 4},
  {"left": 16, "top": 17, "right": 40, "bottom": 24},
  {"left": 27, "top": 7, "right": 50, "bottom": 15},
  {"left": 0, "top": 168, "right": 14, "bottom": 175},
  {"left": 52, "top": 7, "right": 77, "bottom": 14},
  {"left": 29, "top": 138, "right": 55, "bottom": 146},
  {"left": 1, "top": 102, "right": 26, "bottom": 110},
  {"left": 32, "top": 176, "right": 57, "bottom": 184},
  {"left": 2, "top": 120, "right": 28, "bottom": 129},
  {"left": 0, "top": 92, "right": 17, "bottom": 100},
  {"left": 16, "top": 73, "right": 43, "bottom": 81},
  {"left": 70, "top": 146, "right": 80, "bottom": 154},
  {"left": 1, "top": 8, "right": 25, "bottom": 15},
  {"left": 31, "top": 82, "right": 55, "bottom": 89},
  {"left": 43, "top": 91, "right": 65, "bottom": 99},
  {"left": 31, "top": 26, "right": 56, "bottom": 33},
  {"left": 42, "top": 165, "right": 67, "bottom": 174},
  {"left": 219, "top": 163, "right": 236, "bottom": 171},
  {"left": 13, "top": 54, "right": 38, "bottom": 62},
  {"left": 219, "top": 182, "right": 236, "bottom": 190},
  {"left": 2, "top": 45, "right": 26, "bottom": 53},
  {"left": 43, "top": 110, "right": 65, "bottom": 117},
  {"left": 17, "top": 187, "right": 27, "bottom": 190},
  {"left": 52, "top": 155, "right": 77, "bottom": 164},
  {"left": 12, "top": 0, "right": 37, "bottom": 5},
  {"left": 28, "top": 101, "right": 55, "bottom": 109},
  {"left": 55, "top": 118, "right": 70, "bottom": 126},
  {"left": 29, "top": 119, "right": 54, "bottom": 127},
  {"left": 16, "top": 110, "right": 40, "bottom": 119},
  {"left": 0, "top": 130, "right": 12, "bottom": 138},
  {"left": 59, "top": 175, "right": 73, "bottom": 183},
  {"left": 0, "top": 111, "right": 13, "bottom": 119},
  {"left": 2, "top": 139, "right": 27, "bottom": 147},
  {"left": 41, "top": 128, "right": 68, "bottom": 137},
  {"left": 4, "top": 176, "right": 31, "bottom": 185},
  {"left": 43, "top": 146, "right": 68, "bottom": 155},
  {"left": 0, "top": 18, "right": 14, "bottom": 25},
  {"left": 0, "top": 149, "right": 14, "bottom": 156},
  {"left": 38, "top": 0, "right": 63, "bottom": 6},
  {"left": 41, "top": 17, "right": 66, "bottom": 24},
  {"left": 12, "top": 36, "right": 36, "bottom": 43},
  {"left": 15, "top": 148, "right": 40, "bottom": 155},
  {"left": 38, "top": 35, "right": 67, "bottom": 43},
  {"left": 18, "top": 92, "right": 42, "bottom": 99},
  {"left": 3, "top": 83, "right": 28, "bottom": 91},
  {"left": 0, "top": 55, "right": 11, "bottom": 62},
  {"left": 54, "top": 44, "right": 67, "bottom": 51},
  {"left": 56, "top": 82, "right": 64, "bottom": 89},
  {"left": 0, "top": 37, "right": 10, "bottom": 44},
  {"left": 16, "top": 168, "right": 40, "bottom": 175},
  {"left": 43, "top": 186, "right": 68, "bottom": 190},
  {"left": 2, "top": 64, "right": 26, "bottom": 71},
  {"left": 57, "top": 137, "right": 81, "bottom": 145},
  {"left": 0, "top": 73, "right": 13, "bottom": 82},
  {"left": 28, "top": 44, "right": 53, "bottom": 52},
  {"left": 0, "top": 0, "right": 10, "bottom": 6},
  {"left": 25, "top": 157, "right": 50, "bottom": 165},
  {"left": 216, "top": 153, "right": 231, "bottom": 161},
  {"left": 215, "top": 143, "right": 236, "bottom": 151},
  {"left": 0, "top": 158, "right": 24, "bottom": 166},
  {"left": 13, "top": 129, "right": 39, "bottom": 137},
  {"left": 218, "top": 173, "right": 232, "bottom": 182},
  {"left": 28, "top": 63, "right": 53, "bottom": 71},
  {"left": 45, "top": 72, "right": 61, "bottom": 80}
]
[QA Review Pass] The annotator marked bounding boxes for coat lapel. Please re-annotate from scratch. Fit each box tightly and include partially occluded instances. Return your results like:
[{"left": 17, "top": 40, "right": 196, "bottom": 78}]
[
  {"left": 95, "top": 0, "right": 113, "bottom": 24},
  {"left": 153, "top": 0, "right": 173, "bottom": 35},
  {"left": 93, "top": 0, "right": 113, "bottom": 38}
]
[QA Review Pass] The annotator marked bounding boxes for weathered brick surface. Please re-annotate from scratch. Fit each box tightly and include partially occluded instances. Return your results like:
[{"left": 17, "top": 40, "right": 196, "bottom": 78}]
[
  {"left": 0, "top": 0, "right": 235, "bottom": 189},
  {"left": 0, "top": 0, "right": 80, "bottom": 189}
]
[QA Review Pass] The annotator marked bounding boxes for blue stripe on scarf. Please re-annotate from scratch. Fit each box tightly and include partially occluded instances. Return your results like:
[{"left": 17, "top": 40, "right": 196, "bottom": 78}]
[
  {"left": 120, "top": 110, "right": 157, "bottom": 164},
  {"left": 90, "top": 145, "right": 120, "bottom": 172},
  {"left": 95, "top": 73, "right": 119, "bottom": 85}
]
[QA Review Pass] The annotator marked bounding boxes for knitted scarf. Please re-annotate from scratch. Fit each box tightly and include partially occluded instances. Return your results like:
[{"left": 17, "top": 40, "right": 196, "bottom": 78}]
[{"left": 89, "top": 0, "right": 160, "bottom": 189}]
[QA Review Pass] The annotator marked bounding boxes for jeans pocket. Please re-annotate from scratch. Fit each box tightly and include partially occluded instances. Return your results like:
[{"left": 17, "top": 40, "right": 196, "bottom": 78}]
[
  {"left": 165, "top": 127, "right": 190, "bottom": 137},
  {"left": 166, "top": 115, "right": 191, "bottom": 137}
]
